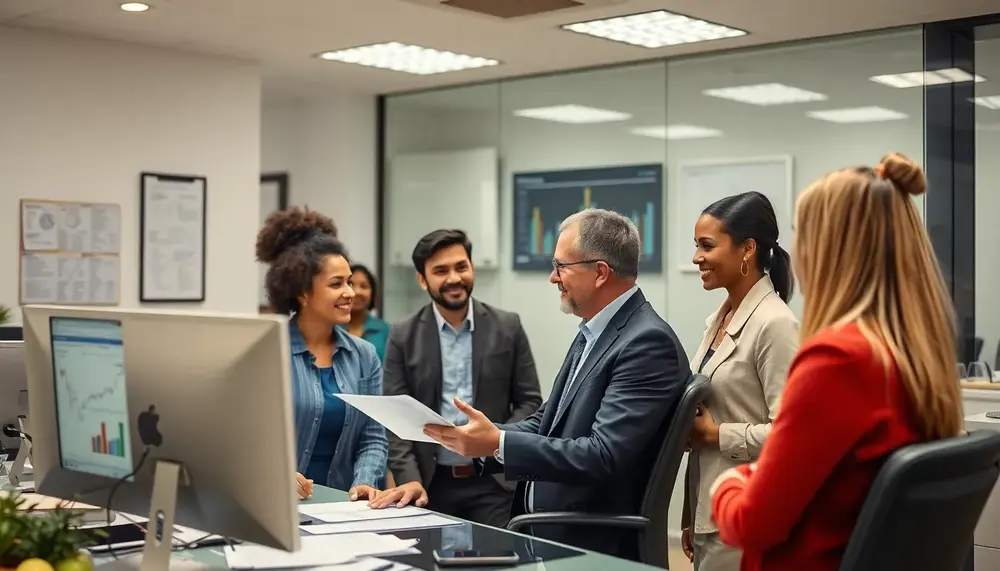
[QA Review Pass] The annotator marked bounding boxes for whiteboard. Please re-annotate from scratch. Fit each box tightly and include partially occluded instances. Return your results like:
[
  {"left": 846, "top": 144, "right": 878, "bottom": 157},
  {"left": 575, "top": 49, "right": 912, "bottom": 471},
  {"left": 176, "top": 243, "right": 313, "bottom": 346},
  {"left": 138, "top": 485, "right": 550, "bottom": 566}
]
[
  {"left": 387, "top": 148, "right": 499, "bottom": 269},
  {"left": 674, "top": 157, "right": 794, "bottom": 272}
]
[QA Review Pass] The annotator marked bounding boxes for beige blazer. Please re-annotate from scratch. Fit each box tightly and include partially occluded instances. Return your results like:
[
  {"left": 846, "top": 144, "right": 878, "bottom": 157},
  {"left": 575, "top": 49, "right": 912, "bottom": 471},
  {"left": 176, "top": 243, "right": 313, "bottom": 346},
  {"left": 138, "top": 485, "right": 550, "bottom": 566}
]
[{"left": 684, "top": 275, "right": 799, "bottom": 534}]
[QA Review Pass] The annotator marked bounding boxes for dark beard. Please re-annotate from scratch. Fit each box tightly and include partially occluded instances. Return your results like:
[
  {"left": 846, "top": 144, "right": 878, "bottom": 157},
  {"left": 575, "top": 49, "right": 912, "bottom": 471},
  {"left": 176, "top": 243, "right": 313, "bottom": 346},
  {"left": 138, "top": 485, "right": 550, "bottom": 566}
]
[{"left": 430, "top": 283, "right": 473, "bottom": 311}]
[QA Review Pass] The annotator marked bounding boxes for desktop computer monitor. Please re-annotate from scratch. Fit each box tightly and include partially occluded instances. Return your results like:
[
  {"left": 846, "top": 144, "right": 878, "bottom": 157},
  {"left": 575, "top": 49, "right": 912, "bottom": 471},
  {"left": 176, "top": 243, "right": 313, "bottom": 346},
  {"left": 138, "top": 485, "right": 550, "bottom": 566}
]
[
  {"left": 22, "top": 305, "right": 300, "bottom": 566},
  {"left": 0, "top": 341, "right": 28, "bottom": 452}
]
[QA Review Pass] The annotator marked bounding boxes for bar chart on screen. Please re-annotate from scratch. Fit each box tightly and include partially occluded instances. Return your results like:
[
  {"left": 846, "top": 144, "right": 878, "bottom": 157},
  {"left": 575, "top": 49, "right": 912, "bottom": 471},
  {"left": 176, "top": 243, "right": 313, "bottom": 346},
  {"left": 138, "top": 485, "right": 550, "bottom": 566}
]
[
  {"left": 513, "top": 164, "right": 663, "bottom": 272},
  {"left": 51, "top": 317, "right": 134, "bottom": 479}
]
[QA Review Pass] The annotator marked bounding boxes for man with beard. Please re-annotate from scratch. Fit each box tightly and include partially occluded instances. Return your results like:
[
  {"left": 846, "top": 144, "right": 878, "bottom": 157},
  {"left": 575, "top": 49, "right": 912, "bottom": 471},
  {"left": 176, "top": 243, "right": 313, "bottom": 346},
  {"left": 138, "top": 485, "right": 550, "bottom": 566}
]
[{"left": 376, "top": 229, "right": 542, "bottom": 527}]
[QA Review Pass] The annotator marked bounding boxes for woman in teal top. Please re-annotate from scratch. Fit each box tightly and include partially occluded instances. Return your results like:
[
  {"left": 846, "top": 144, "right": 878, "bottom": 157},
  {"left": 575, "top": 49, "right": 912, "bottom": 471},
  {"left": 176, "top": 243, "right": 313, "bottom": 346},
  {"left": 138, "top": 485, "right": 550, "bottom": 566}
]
[
  {"left": 256, "top": 207, "right": 387, "bottom": 501},
  {"left": 343, "top": 264, "right": 390, "bottom": 361}
]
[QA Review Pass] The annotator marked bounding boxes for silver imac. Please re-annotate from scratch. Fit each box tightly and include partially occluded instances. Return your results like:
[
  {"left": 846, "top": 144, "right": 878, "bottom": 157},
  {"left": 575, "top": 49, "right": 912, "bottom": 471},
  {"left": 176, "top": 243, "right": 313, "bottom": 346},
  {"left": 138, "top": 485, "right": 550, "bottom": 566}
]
[{"left": 22, "top": 305, "right": 300, "bottom": 571}]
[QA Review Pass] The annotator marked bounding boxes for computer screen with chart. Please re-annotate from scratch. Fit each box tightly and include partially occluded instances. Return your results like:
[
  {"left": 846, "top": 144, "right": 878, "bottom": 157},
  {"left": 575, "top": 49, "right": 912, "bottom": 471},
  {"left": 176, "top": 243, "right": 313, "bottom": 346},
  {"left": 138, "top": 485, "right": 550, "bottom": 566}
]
[{"left": 50, "top": 317, "right": 133, "bottom": 480}]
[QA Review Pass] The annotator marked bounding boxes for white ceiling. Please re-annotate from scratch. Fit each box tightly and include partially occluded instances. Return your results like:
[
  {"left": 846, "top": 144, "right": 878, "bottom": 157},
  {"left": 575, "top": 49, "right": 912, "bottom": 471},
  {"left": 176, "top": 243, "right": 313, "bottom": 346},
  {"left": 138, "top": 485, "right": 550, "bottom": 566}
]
[{"left": 2, "top": 0, "right": 1000, "bottom": 101}]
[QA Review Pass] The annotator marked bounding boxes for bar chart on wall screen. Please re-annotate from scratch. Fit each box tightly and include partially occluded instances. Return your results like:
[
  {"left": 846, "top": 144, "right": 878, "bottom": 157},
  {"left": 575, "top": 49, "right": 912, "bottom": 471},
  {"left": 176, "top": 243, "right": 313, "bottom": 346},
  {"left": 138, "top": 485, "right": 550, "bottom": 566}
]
[{"left": 512, "top": 164, "right": 664, "bottom": 272}]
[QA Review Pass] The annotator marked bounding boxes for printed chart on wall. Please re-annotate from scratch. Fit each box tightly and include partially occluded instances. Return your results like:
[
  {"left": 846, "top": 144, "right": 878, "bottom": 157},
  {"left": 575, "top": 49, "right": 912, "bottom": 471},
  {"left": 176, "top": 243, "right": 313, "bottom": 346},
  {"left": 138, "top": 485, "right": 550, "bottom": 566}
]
[
  {"left": 19, "top": 199, "right": 122, "bottom": 305},
  {"left": 513, "top": 164, "right": 663, "bottom": 272},
  {"left": 51, "top": 317, "right": 134, "bottom": 480}
]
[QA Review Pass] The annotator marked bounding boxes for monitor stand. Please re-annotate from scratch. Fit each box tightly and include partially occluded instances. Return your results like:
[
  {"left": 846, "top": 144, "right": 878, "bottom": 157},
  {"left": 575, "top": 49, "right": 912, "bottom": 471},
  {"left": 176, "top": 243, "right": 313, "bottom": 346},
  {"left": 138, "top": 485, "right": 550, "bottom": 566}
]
[{"left": 96, "top": 460, "right": 223, "bottom": 571}]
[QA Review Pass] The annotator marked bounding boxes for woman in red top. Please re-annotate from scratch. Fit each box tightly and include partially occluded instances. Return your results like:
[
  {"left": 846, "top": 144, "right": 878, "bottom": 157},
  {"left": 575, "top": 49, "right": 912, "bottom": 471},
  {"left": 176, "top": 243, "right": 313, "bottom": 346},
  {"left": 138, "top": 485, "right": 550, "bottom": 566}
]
[{"left": 709, "top": 152, "right": 964, "bottom": 571}]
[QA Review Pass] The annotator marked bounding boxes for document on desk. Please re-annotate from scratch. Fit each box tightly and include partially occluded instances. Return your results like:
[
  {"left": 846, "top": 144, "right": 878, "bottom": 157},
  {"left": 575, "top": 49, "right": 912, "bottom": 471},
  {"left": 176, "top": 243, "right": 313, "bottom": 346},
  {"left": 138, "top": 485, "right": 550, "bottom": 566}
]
[
  {"left": 334, "top": 394, "right": 453, "bottom": 443},
  {"left": 224, "top": 533, "right": 418, "bottom": 569},
  {"left": 305, "top": 513, "right": 460, "bottom": 535},
  {"left": 300, "top": 501, "right": 428, "bottom": 523}
]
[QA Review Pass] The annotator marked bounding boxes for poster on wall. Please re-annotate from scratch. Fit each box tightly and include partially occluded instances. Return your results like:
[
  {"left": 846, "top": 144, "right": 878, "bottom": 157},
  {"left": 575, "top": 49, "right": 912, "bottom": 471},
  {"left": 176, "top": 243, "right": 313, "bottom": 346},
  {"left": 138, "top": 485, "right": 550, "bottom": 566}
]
[
  {"left": 140, "top": 172, "right": 207, "bottom": 302},
  {"left": 512, "top": 164, "right": 664, "bottom": 273}
]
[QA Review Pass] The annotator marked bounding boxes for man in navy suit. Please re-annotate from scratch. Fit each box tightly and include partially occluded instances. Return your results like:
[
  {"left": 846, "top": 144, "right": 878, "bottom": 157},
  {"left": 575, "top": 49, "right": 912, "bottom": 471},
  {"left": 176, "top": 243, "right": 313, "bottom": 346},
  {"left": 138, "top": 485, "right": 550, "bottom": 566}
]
[{"left": 424, "top": 208, "right": 689, "bottom": 559}]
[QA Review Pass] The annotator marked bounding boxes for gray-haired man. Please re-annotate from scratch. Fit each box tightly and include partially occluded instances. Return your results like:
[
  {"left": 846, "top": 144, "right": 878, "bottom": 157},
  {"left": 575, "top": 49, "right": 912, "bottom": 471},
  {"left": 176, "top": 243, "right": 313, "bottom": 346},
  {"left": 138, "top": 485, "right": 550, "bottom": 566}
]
[{"left": 423, "top": 208, "right": 690, "bottom": 560}]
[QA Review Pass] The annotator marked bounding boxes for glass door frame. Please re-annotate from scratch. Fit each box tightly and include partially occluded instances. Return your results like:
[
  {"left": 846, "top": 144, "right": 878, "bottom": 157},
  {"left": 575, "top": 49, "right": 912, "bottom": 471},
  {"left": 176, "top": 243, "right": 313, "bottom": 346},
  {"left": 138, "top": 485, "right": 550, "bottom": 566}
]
[{"left": 925, "top": 14, "right": 1000, "bottom": 364}]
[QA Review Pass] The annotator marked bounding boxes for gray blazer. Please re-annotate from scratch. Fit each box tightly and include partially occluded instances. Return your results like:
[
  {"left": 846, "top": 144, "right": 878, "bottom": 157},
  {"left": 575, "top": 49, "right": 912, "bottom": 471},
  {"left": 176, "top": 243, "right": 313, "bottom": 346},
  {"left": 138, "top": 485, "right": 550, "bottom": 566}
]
[
  {"left": 684, "top": 275, "right": 799, "bottom": 534},
  {"left": 383, "top": 299, "right": 542, "bottom": 490}
]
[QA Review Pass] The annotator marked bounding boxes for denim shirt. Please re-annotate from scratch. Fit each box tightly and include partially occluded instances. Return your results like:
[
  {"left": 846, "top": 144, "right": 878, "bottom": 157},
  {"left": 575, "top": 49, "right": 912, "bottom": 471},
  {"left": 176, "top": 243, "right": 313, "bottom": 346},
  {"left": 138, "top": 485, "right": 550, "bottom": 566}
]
[{"left": 290, "top": 317, "right": 387, "bottom": 490}]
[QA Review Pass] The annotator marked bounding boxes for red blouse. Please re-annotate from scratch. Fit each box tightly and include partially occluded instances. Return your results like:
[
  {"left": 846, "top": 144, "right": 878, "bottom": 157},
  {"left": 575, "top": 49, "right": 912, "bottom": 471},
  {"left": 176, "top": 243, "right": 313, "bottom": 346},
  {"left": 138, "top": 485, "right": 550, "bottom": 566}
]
[{"left": 711, "top": 323, "right": 921, "bottom": 571}]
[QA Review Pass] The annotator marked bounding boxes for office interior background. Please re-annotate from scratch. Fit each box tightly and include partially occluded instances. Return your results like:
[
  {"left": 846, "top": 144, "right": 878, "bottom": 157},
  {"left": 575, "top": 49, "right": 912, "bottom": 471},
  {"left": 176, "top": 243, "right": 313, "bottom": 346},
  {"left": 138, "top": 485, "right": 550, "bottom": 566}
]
[{"left": 3, "top": 0, "right": 1000, "bottom": 546}]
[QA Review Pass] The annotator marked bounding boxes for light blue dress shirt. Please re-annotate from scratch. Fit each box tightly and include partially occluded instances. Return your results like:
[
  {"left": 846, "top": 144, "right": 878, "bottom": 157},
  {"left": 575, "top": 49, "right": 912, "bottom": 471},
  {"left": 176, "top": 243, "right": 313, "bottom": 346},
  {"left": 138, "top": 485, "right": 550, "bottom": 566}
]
[
  {"left": 500, "top": 285, "right": 638, "bottom": 511},
  {"left": 433, "top": 300, "right": 475, "bottom": 467}
]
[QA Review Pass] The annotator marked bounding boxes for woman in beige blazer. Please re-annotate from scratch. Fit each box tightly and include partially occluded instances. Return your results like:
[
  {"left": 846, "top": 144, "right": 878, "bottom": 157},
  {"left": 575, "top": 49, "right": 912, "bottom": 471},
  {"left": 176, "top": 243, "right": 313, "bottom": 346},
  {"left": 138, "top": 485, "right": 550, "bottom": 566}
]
[{"left": 681, "top": 192, "right": 799, "bottom": 571}]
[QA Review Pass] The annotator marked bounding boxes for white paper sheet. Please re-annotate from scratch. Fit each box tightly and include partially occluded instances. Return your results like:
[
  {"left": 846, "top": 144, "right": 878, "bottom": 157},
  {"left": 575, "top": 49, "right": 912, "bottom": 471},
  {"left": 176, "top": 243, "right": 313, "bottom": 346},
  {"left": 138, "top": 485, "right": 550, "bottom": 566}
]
[
  {"left": 305, "top": 513, "right": 460, "bottom": 535},
  {"left": 300, "top": 501, "right": 427, "bottom": 522},
  {"left": 224, "top": 533, "right": 418, "bottom": 569},
  {"left": 333, "top": 395, "right": 453, "bottom": 443}
]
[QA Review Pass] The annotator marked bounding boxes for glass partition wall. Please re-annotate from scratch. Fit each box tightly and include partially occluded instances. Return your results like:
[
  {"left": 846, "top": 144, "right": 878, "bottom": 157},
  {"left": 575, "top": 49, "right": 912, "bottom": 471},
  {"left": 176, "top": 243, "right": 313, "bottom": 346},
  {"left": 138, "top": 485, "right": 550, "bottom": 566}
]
[{"left": 379, "top": 24, "right": 962, "bottom": 552}]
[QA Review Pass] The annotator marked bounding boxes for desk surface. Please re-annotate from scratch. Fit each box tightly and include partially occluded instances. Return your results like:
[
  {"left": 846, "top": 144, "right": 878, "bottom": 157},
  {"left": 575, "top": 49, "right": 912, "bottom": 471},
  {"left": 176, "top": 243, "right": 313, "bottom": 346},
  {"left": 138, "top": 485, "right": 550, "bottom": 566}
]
[{"left": 112, "top": 486, "right": 659, "bottom": 570}]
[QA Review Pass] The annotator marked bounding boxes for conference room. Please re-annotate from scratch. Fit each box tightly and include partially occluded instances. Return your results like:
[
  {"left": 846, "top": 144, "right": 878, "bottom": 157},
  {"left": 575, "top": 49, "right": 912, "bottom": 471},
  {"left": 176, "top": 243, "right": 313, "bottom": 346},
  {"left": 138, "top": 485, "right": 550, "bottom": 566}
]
[{"left": 3, "top": 1, "right": 1000, "bottom": 570}]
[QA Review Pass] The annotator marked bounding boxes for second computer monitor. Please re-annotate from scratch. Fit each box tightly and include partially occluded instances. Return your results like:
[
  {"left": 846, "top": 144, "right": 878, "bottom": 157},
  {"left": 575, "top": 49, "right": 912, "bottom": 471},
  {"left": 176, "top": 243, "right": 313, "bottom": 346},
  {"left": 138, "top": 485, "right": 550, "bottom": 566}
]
[{"left": 22, "top": 305, "right": 300, "bottom": 552}]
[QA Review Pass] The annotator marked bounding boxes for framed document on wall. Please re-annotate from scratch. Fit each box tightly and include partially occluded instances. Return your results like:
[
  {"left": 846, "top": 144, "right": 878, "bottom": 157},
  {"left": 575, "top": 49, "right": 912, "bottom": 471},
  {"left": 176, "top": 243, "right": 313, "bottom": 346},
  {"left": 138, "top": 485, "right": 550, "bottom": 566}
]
[{"left": 139, "top": 172, "right": 207, "bottom": 302}]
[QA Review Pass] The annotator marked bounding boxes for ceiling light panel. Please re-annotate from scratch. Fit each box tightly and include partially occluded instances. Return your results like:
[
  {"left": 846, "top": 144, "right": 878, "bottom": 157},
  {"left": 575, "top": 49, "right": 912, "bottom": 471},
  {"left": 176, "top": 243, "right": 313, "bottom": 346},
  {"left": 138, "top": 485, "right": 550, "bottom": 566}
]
[
  {"left": 630, "top": 125, "right": 722, "bottom": 139},
  {"left": 512, "top": 105, "right": 631, "bottom": 124},
  {"left": 973, "top": 96, "right": 1000, "bottom": 110},
  {"left": 120, "top": 2, "right": 150, "bottom": 11},
  {"left": 807, "top": 106, "right": 908, "bottom": 124},
  {"left": 702, "top": 83, "right": 827, "bottom": 106},
  {"left": 316, "top": 42, "right": 498, "bottom": 75},
  {"left": 870, "top": 68, "right": 986, "bottom": 88},
  {"left": 561, "top": 10, "right": 746, "bottom": 49}
]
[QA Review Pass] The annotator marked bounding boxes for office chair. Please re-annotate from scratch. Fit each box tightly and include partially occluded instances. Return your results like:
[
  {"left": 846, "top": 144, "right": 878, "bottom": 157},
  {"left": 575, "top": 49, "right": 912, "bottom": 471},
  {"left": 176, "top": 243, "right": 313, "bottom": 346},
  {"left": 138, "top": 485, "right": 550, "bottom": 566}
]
[
  {"left": 506, "top": 374, "right": 710, "bottom": 569},
  {"left": 839, "top": 430, "right": 1000, "bottom": 571}
]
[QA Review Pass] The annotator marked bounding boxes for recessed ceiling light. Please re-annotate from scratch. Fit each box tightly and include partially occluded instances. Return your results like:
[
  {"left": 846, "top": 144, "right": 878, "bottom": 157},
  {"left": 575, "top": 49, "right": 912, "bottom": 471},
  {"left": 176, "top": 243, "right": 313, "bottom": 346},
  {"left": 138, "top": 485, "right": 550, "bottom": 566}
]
[
  {"left": 561, "top": 9, "right": 746, "bottom": 49},
  {"left": 120, "top": 2, "right": 150, "bottom": 12},
  {"left": 316, "top": 42, "right": 498, "bottom": 75},
  {"left": 973, "top": 96, "right": 1000, "bottom": 110},
  {"left": 702, "top": 83, "right": 827, "bottom": 106},
  {"left": 807, "top": 106, "right": 908, "bottom": 124},
  {"left": 630, "top": 125, "right": 723, "bottom": 140},
  {"left": 870, "top": 68, "right": 986, "bottom": 88},
  {"left": 512, "top": 105, "right": 631, "bottom": 124}
]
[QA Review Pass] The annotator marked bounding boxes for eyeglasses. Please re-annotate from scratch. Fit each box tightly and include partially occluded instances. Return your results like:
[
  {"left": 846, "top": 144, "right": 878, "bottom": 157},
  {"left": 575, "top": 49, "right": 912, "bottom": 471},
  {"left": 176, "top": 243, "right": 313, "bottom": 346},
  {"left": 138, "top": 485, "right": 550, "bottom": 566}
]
[{"left": 551, "top": 258, "right": 606, "bottom": 273}]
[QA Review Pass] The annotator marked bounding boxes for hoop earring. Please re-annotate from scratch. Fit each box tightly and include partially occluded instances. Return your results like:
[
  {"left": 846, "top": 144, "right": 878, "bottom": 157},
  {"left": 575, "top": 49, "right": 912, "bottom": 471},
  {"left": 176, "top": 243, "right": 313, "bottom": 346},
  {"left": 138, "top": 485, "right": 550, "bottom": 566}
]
[{"left": 740, "top": 259, "right": 749, "bottom": 277}]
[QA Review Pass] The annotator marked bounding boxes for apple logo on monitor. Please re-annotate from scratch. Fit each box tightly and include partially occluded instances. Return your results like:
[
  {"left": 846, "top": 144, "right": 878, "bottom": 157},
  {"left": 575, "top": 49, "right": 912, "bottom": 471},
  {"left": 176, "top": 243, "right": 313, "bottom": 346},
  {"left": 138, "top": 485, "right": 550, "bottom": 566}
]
[{"left": 138, "top": 405, "right": 162, "bottom": 447}]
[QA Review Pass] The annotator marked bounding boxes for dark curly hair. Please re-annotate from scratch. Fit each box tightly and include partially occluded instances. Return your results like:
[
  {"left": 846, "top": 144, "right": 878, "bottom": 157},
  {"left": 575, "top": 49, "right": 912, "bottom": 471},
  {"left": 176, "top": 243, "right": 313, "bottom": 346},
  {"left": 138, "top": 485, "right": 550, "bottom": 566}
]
[{"left": 255, "top": 206, "right": 347, "bottom": 315}]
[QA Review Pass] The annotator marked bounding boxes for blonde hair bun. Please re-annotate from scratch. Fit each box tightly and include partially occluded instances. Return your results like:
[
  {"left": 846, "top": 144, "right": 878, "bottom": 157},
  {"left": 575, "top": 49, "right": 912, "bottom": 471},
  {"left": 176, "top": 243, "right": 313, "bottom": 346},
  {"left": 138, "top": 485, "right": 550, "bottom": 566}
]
[{"left": 879, "top": 152, "right": 927, "bottom": 196}]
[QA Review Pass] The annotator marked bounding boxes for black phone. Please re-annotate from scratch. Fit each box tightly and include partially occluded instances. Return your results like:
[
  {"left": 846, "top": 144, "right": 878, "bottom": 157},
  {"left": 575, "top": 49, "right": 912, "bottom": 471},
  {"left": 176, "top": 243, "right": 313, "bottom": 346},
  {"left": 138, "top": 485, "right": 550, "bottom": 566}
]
[
  {"left": 432, "top": 549, "right": 520, "bottom": 566},
  {"left": 83, "top": 524, "right": 147, "bottom": 551},
  {"left": 985, "top": 411, "right": 1000, "bottom": 420}
]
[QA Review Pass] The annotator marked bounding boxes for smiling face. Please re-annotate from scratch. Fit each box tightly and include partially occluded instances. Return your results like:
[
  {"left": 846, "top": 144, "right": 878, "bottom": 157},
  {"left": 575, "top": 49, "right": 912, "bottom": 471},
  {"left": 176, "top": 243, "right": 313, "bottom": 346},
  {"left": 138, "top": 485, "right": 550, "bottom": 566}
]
[
  {"left": 351, "top": 269, "right": 373, "bottom": 313},
  {"left": 298, "top": 254, "right": 355, "bottom": 325},
  {"left": 693, "top": 213, "right": 748, "bottom": 292},
  {"left": 549, "top": 223, "right": 608, "bottom": 318},
  {"left": 418, "top": 243, "right": 474, "bottom": 311}
]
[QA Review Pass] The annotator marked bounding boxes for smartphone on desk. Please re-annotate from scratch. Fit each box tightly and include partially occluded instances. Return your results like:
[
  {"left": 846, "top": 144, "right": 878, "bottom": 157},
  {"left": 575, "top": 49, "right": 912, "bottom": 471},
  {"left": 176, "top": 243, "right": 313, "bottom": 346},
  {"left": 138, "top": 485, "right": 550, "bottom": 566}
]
[{"left": 432, "top": 549, "right": 520, "bottom": 566}]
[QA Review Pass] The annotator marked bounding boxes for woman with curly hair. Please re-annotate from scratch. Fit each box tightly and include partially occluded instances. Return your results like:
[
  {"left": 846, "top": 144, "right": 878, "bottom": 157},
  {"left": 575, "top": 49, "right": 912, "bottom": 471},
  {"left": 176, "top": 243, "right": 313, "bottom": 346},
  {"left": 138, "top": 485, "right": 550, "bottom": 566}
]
[{"left": 256, "top": 206, "right": 387, "bottom": 502}]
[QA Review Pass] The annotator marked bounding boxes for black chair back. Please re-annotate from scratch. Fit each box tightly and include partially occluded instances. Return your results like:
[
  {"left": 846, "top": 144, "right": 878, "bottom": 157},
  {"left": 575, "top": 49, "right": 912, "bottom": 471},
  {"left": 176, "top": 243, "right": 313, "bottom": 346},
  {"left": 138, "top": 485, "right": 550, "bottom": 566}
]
[
  {"left": 0, "top": 326, "right": 22, "bottom": 341},
  {"left": 840, "top": 430, "right": 1000, "bottom": 571},
  {"left": 638, "top": 374, "right": 709, "bottom": 567}
]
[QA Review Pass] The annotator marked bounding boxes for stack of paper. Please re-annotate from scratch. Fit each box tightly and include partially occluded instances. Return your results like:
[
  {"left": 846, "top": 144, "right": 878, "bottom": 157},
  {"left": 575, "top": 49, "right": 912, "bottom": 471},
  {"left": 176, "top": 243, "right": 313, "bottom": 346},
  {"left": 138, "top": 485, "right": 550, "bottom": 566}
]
[
  {"left": 300, "top": 501, "right": 427, "bottom": 522},
  {"left": 224, "top": 533, "right": 419, "bottom": 569},
  {"left": 299, "top": 501, "right": 460, "bottom": 535}
]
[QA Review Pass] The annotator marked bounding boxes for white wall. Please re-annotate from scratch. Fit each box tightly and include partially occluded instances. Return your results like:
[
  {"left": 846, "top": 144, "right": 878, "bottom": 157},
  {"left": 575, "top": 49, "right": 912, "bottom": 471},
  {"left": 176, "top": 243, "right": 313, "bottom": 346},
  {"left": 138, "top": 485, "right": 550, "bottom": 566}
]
[
  {"left": 383, "top": 28, "right": 931, "bottom": 541},
  {"left": 0, "top": 27, "right": 262, "bottom": 321},
  {"left": 261, "top": 94, "right": 379, "bottom": 268}
]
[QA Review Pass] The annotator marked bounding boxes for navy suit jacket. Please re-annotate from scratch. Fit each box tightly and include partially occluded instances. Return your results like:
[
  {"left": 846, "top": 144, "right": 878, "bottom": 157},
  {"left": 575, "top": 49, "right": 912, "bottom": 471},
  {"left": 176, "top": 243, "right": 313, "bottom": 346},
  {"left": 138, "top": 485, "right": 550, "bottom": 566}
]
[{"left": 486, "top": 289, "right": 689, "bottom": 556}]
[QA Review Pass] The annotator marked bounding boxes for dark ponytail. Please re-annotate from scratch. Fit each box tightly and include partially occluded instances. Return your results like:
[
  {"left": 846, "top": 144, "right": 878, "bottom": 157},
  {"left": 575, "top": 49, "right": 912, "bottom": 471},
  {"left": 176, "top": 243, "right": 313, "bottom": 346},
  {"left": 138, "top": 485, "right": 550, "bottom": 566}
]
[
  {"left": 702, "top": 191, "right": 795, "bottom": 303},
  {"left": 768, "top": 244, "right": 794, "bottom": 303}
]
